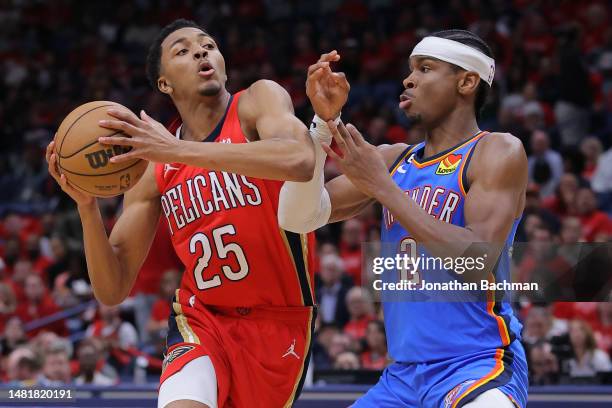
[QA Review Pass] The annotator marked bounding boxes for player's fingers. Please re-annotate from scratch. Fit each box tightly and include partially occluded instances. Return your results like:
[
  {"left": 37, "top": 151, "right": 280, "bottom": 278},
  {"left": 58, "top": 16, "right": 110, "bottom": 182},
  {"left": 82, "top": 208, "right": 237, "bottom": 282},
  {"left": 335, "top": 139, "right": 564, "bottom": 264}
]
[
  {"left": 140, "top": 110, "right": 159, "bottom": 126},
  {"left": 47, "top": 153, "right": 61, "bottom": 181},
  {"left": 98, "top": 135, "right": 135, "bottom": 146},
  {"left": 346, "top": 123, "right": 366, "bottom": 146},
  {"left": 321, "top": 142, "right": 341, "bottom": 162},
  {"left": 337, "top": 122, "right": 356, "bottom": 150},
  {"left": 109, "top": 151, "right": 137, "bottom": 164},
  {"left": 317, "top": 50, "right": 339, "bottom": 63},
  {"left": 106, "top": 109, "right": 143, "bottom": 127},
  {"left": 45, "top": 141, "right": 55, "bottom": 163},
  {"left": 98, "top": 119, "right": 141, "bottom": 136},
  {"left": 307, "top": 61, "right": 330, "bottom": 76}
]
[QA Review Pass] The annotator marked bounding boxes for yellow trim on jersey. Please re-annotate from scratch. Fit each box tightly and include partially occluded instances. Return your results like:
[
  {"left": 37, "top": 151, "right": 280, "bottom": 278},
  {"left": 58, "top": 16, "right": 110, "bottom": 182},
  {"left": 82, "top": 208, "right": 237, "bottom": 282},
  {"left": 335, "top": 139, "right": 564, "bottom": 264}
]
[
  {"left": 279, "top": 228, "right": 305, "bottom": 305},
  {"left": 451, "top": 348, "right": 505, "bottom": 408},
  {"left": 300, "top": 233, "right": 313, "bottom": 300},
  {"left": 283, "top": 307, "right": 314, "bottom": 408},
  {"left": 390, "top": 144, "right": 420, "bottom": 176},
  {"left": 410, "top": 131, "right": 486, "bottom": 169},
  {"left": 486, "top": 273, "right": 512, "bottom": 345},
  {"left": 172, "top": 289, "right": 200, "bottom": 344}
]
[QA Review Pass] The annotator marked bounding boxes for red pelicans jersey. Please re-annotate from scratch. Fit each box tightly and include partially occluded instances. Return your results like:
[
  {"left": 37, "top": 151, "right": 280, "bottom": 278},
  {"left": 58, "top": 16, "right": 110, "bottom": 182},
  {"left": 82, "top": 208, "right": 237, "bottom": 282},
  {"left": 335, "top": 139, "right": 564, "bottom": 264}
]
[{"left": 154, "top": 91, "right": 315, "bottom": 308}]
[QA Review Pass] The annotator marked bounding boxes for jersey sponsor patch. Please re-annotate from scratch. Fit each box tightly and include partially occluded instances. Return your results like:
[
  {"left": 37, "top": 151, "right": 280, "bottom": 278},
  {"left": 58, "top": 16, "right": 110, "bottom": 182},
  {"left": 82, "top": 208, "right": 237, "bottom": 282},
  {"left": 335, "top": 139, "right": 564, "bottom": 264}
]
[
  {"left": 435, "top": 154, "right": 462, "bottom": 175},
  {"left": 444, "top": 379, "right": 476, "bottom": 408},
  {"left": 162, "top": 345, "right": 195, "bottom": 373}
]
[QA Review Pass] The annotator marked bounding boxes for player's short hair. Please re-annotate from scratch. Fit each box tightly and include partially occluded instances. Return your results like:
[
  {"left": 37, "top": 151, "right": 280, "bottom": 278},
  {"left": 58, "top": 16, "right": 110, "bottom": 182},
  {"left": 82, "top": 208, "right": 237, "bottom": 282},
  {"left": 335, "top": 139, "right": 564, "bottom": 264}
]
[
  {"left": 429, "top": 30, "right": 493, "bottom": 118},
  {"left": 146, "top": 19, "right": 211, "bottom": 90}
]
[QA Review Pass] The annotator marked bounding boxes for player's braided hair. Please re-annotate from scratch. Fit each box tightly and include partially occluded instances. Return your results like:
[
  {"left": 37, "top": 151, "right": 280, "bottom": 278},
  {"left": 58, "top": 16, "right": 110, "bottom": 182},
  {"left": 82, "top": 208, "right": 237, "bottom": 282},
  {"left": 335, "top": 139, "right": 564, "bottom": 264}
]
[
  {"left": 146, "top": 19, "right": 210, "bottom": 90},
  {"left": 429, "top": 30, "right": 494, "bottom": 119}
]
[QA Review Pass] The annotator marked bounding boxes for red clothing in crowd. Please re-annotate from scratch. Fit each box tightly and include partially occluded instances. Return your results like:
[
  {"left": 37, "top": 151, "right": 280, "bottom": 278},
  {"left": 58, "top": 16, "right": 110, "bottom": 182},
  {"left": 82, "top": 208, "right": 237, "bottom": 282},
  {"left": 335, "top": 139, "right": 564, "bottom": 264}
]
[
  {"left": 15, "top": 294, "right": 66, "bottom": 337},
  {"left": 339, "top": 243, "right": 361, "bottom": 286},
  {"left": 344, "top": 314, "right": 376, "bottom": 341},
  {"left": 579, "top": 211, "right": 612, "bottom": 242},
  {"left": 361, "top": 351, "right": 387, "bottom": 370},
  {"left": 150, "top": 299, "right": 171, "bottom": 323}
]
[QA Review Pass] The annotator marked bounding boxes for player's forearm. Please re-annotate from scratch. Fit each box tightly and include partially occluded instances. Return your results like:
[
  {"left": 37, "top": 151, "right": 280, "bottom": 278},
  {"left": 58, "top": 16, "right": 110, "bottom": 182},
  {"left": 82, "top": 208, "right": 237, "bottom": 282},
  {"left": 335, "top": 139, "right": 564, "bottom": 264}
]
[
  {"left": 173, "top": 139, "right": 315, "bottom": 182},
  {"left": 77, "top": 203, "right": 129, "bottom": 305},
  {"left": 376, "top": 184, "right": 501, "bottom": 280}
]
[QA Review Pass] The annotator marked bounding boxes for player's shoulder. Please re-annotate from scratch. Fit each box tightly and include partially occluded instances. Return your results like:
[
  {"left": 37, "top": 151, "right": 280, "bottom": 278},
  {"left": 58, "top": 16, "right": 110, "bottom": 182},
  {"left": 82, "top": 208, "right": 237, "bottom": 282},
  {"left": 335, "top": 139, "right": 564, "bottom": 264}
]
[
  {"left": 378, "top": 143, "right": 410, "bottom": 168},
  {"left": 471, "top": 132, "right": 527, "bottom": 180},
  {"left": 240, "top": 79, "right": 292, "bottom": 119},
  {"left": 478, "top": 132, "right": 525, "bottom": 158}
]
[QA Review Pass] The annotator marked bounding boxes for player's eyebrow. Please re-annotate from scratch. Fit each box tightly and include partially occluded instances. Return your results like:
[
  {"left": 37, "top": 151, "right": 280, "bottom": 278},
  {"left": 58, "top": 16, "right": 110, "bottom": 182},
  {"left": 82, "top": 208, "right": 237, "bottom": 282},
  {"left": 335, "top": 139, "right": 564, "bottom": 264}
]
[{"left": 169, "top": 33, "right": 209, "bottom": 49}]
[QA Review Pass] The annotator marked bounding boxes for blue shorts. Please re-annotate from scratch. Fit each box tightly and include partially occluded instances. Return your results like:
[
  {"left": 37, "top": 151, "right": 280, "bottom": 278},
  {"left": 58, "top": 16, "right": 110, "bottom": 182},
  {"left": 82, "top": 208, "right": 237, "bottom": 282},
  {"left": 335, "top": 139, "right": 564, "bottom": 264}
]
[{"left": 352, "top": 340, "right": 528, "bottom": 408}]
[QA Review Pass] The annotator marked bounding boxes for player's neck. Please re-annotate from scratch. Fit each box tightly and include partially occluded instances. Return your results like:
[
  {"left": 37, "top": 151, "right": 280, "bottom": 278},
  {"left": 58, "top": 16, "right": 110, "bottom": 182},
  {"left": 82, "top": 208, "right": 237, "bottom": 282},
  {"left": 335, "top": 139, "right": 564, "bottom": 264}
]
[
  {"left": 175, "top": 90, "right": 231, "bottom": 142},
  {"left": 423, "top": 109, "right": 480, "bottom": 158}
]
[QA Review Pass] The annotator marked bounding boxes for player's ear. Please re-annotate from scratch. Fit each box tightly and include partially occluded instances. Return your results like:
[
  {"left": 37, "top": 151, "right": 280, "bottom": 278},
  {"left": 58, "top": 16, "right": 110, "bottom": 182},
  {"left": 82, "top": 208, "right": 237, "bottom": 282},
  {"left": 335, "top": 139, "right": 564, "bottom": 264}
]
[
  {"left": 158, "top": 76, "right": 173, "bottom": 95},
  {"left": 457, "top": 71, "right": 480, "bottom": 97}
]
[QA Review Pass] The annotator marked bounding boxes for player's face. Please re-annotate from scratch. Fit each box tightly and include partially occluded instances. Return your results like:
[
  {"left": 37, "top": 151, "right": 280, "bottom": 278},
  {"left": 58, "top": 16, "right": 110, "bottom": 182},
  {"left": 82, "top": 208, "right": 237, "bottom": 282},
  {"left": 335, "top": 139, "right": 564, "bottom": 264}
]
[
  {"left": 399, "top": 57, "right": 462, "bottom": 127},
  {"left": 158, "top": 27, "right": 227, "bottom": 98}
]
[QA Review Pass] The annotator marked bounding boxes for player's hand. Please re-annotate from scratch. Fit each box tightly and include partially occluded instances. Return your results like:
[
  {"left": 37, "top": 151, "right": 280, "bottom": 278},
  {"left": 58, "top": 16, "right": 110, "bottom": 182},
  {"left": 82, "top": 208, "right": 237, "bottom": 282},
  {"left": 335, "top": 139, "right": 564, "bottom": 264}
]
[
  {"left": 46, "top": 140, "right": 96, "bottom": 208},
  {"left": 322, "top": 121, "right": 394, "bottom": 199},
  {"left": 97, "top": 109, "right": 180, "bottom": 164},
  {"left": 306, "top": 51, "right": 350, "bottom": 121}
]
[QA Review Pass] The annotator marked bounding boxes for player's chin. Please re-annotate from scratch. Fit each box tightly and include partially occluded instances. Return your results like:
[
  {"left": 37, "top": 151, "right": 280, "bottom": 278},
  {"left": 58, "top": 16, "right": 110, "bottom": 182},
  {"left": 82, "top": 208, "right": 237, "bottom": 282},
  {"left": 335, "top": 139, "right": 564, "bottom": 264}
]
[{"left": 198, "top": 81, "right": 222, "bottom": 96}]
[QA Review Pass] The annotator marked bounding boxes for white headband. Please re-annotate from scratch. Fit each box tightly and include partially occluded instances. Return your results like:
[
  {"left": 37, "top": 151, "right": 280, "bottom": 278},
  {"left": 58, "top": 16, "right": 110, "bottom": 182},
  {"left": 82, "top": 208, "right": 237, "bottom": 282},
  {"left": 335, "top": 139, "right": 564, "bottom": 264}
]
[{"left": 410, "top": 36, "right": 495, "bottom": 86}]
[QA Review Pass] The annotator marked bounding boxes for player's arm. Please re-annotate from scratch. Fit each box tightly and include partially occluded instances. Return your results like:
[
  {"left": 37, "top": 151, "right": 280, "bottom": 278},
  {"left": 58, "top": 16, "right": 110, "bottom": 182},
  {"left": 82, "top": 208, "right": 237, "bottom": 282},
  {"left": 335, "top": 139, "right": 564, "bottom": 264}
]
[
  {"left": 47, "top": 143, "right": 161, "bottom": 305},
  {"left": 327, "top": 124, "right": 527, "bottom": 280},
  {"left": 326, "top": 144, "right": 407, "bottom": 222},
  {"left": 98, "top": 80, "right": 315, "bottom": 182}
]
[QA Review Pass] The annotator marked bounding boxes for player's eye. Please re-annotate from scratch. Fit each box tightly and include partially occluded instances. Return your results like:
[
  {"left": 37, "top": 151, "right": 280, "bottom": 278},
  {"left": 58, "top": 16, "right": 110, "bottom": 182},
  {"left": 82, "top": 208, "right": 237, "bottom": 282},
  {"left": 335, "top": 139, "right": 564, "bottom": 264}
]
[
  {"left": 203, "top": 43, "right": 215, "bottom": 50},
  {"left": 421, "top": 66, "right": 430, "bottom": 73},
  {"left": 177, "top": 49, "right": 188, "bottom": 56}
]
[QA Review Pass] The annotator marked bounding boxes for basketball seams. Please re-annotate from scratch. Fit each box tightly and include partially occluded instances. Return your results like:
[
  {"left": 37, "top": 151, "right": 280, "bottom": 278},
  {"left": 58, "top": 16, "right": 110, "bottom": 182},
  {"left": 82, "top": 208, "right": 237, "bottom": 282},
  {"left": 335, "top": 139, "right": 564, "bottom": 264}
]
[
  {"left": 57, "top": 159, "right": 145, "bottom": 177},
  {"left": 56, "top": 103, "right": 118, "bottom": 158}
]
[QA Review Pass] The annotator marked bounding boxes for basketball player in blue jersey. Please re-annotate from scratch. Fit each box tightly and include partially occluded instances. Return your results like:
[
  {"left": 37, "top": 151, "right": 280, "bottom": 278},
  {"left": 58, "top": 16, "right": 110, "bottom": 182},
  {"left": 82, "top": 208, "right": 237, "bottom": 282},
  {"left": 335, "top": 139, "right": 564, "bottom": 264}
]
[{"left": 280, "top": 30, "right": 529, "bottom": 407}]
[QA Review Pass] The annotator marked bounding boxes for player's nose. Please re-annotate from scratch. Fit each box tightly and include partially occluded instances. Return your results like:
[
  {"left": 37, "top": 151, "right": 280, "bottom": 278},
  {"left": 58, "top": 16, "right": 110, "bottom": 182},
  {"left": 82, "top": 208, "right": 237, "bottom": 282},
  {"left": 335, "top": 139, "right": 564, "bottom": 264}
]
[
  {"left": 194, "top": 49, "right": 208, "bottom": 60},
  {"left": 403, "top": 75, "right": 416, "bottom": 89}
]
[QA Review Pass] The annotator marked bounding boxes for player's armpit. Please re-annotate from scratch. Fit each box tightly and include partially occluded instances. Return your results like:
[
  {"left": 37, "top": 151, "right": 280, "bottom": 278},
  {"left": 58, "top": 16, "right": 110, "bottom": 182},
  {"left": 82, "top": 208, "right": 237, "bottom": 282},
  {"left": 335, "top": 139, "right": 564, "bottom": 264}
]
[
  {"left": 88, "top": 162, "right": 161, "bottom": 305},
  {"left": 327, "top": 143, "right": 408, "bottom": 223}
]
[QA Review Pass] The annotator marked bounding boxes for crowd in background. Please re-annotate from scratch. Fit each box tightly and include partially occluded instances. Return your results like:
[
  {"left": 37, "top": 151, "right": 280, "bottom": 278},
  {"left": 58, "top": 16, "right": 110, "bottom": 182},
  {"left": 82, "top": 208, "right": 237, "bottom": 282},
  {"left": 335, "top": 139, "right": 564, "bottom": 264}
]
[{"left": 0, "top": 0, "right": 611, "bottom": 387}]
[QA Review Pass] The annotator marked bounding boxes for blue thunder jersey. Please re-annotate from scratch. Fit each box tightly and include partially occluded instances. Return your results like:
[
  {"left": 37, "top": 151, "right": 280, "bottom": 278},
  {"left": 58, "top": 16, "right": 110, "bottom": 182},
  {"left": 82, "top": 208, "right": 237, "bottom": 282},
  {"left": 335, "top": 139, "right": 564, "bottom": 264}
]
[{"left": 380, "top": 131, "right": 523, "bottom": 363}]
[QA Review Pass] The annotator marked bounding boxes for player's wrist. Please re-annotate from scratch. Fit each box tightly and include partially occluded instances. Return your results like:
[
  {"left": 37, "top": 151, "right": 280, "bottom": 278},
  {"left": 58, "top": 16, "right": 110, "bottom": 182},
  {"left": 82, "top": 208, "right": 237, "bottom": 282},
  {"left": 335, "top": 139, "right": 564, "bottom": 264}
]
[{"left": 311, "top": 113, "right": 341, "bottom": 144}]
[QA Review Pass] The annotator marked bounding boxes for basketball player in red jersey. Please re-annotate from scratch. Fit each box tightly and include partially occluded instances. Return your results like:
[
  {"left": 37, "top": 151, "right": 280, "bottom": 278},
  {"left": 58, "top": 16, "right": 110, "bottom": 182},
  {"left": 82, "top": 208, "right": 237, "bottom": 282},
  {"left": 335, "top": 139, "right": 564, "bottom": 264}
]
[{"left": 45, "top": 19, "right": 348, "bottom": 408}]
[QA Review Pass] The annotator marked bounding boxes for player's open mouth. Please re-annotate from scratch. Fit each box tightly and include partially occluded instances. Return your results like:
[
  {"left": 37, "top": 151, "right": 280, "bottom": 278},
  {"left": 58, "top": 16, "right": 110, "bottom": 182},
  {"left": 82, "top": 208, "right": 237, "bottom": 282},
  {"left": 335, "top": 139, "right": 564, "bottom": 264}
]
[
  {"left": 399, "top": 93, "right": 412, "bottom": 109},
  {"left": 198, "top": 61, "right": 215, "bottom": 77}
]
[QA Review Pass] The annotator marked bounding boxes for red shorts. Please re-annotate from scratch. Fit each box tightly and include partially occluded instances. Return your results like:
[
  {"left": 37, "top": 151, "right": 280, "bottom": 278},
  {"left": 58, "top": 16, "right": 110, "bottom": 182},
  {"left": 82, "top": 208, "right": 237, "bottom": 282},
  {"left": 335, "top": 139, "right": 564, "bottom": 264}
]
[{"left": 160, "top": 289, "right": 315, "bottom": 408}]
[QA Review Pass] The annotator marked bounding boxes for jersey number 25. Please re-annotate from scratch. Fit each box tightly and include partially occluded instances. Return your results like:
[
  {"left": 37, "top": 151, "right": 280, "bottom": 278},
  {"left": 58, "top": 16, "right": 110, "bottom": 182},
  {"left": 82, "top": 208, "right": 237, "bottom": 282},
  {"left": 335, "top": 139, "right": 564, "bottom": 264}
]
[{"left": 189, "top": 225, "right": 249, "bottom": 290}]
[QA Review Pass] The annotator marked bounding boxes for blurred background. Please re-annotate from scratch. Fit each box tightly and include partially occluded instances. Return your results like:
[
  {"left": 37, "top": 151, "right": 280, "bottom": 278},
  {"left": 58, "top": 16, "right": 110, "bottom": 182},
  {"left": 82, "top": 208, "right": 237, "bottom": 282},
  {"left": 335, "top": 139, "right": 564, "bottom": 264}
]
[{"left": 0, "top": 0, "right": 611, "bottom": 405}]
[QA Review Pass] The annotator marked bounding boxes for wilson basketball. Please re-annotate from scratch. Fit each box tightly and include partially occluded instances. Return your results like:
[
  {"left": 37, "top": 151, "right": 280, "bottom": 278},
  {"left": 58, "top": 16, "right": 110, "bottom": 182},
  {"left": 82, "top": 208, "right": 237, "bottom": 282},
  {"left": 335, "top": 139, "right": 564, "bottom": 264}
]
[{"left": 54, "top": 101, "right": 148, "bottom": 197}]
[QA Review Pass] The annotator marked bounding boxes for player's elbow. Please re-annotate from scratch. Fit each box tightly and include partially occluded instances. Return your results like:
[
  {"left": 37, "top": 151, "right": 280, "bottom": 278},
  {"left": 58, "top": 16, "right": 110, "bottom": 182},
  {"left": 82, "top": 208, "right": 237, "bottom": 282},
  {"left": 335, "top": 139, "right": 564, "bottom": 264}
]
[
  {"left": 93, "top": 287, "right": 128, "bottom": 307},
  {"left": 286, "top": 149, "right": 315, "bottom": 182}
]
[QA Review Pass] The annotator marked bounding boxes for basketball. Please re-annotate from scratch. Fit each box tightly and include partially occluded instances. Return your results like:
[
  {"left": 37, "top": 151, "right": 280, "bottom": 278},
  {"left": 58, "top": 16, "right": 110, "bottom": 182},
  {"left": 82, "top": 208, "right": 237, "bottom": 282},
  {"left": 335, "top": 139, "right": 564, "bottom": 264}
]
[{"left": 54, "top": 101, "right": 148, "bottom": 197}]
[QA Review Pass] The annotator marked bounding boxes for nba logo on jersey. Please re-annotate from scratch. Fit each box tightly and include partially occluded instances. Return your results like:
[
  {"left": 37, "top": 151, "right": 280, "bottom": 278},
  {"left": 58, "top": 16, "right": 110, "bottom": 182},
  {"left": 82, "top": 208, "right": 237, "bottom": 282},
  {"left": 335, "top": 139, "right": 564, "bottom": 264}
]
[{"left": 444, "top": 379, "right": 476, "bottom": 408}]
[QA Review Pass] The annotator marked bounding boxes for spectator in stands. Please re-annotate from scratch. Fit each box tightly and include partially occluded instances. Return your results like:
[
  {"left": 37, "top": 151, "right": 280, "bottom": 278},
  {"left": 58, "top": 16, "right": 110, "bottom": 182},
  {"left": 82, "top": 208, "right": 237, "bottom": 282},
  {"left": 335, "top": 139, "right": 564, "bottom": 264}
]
[
  {"left": 146, "top": 269, "right": 180, "bottom": 342},
  {"left": 6, "top": 347, "right": 41, "bottom": 386},
  {"left": 574, "top": 187, "right": 612, "bottom": 242},
  {"left": 316, "top": 254, "right": 352, "bottom": 328},
  {"left": 328, "top": 333, "right": 353, "bottom": 368},
  {"left": 38, "top": 339, "right": 72, "bottom": 385},
  {"left": 339, "top": 219, "right": 364, "bottom": 285},
  {"left": 361, "top": 320, "right": 389, "bottom": 370},
  {"left": 343, "top": 287, "right": 376, "bottom": 342},
  {"left": 528, "top": 130, "right": 564, "bottom": 198},
  {"left": 592, "top": 147, "right": 612, "bottom": 214},
  {"left": 334, "top": 351, "right": 361, "bottom": 370},
  {"left": 1, "top": 316, "right": 27, "bottom": 358},
  {"left": 86, "top": 303, "right": 138, "bottom": 351},
  {"left": 523, "top": 305, "right": 568, "bottom": 346},
  {"left": 594, "top": 302, "right": 612, "bottom": 355},
  {"left": 0, "top": 282, "right": 17, "bottom": 332},
  {"left": 558, "top": 216, "right": 584, "bottom": 265},
  {"left": 529, "top": 341, "right": 560, "bottom": 385},
  {"left": 543, "top": 173, "right": 580, "bottom": 219},
  {"left": 311, "top": 323, "right": 341, "bottom": 370},
  {"left": 580, "top": 137, "right": 603, "bottom": 181},
  {"left": 74, "top": 338, "right": 116, "bottom": 386},
  {"left": 568, "top": 319, "right": 612, "bottom": 378},
  {"left": 15, "top": 274, "right": 66, "bottom": 337}
]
